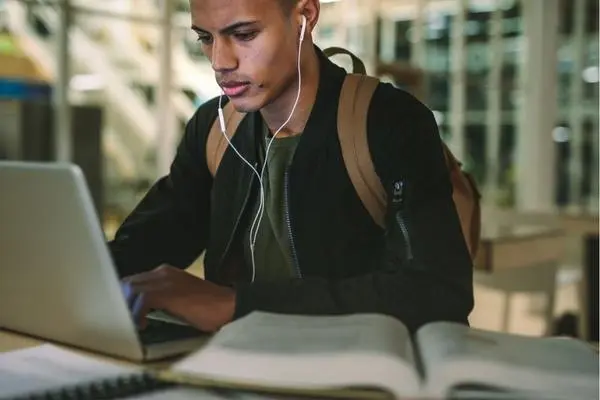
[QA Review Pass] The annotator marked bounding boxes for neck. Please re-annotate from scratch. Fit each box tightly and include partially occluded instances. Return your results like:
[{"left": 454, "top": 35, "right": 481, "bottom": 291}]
[{"left": 260, "top": 44, "right": 320, "bottom": 137}]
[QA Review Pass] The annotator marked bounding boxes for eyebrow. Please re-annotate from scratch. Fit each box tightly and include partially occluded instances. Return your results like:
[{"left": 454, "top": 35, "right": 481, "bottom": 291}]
[{"left": 191, "top": 21, "right": 259, "bottom": 35}]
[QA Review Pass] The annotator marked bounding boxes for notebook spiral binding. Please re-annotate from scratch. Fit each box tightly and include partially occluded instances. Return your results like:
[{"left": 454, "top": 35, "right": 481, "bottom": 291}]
[{"left": 3, "top": 372, "right": 177, "bottom": 400}]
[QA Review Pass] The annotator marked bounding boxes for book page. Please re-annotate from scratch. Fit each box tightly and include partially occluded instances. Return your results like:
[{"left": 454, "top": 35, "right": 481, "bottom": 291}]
[
  {"left": 0, "top": 344, "right": 139, "bottom": 398},
  {"left": 416, "top": 322, "right": 599, "bottom": 399},
  {"left": 170, "top": 312, "right": 421, "bottom": 399},
  {"left": 129, "top": 387, "right": 311, "bottom": 399}
]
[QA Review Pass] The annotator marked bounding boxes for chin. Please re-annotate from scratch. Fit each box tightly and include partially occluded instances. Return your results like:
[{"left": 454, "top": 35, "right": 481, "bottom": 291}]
[
  {"left": 227, "top": 90, "right": 272, "bottom": 114},
  {"left": 226, "top": 96, "right": 259, "bottom": 113},
  {"left": 229, "top": 102, "right": 259, "bottom": 113}
]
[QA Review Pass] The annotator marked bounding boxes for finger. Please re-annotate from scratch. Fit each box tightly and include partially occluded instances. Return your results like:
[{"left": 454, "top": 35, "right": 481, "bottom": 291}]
[
  {"left": 124, "top": 281, "right": 171, "bottom": 329},
  {"left": 128, "top": 280, "right": 173, "bottom": 294},
  {"left": 121, "top": 281, "right": 162, "bottom": 312},
  {"left": 120, "top": 281, "right": 132, "bottom": 299},
  {"left": 120, "top": 281, "right": 139, "bottom": 310},
  {"left": 122, "top": 271, "right": 161, "bottom": 285},
  {"left": 131, "top": 292, "right": 153, "bottom": 330},
  {"left": 124, "top": 265, "right": 181, "bottom": 285}
]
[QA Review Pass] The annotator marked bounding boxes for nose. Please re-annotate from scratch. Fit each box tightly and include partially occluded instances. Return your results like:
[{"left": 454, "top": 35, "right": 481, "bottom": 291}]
[{"left": 211, "top": 39, "right": 237, "bottom": 73}]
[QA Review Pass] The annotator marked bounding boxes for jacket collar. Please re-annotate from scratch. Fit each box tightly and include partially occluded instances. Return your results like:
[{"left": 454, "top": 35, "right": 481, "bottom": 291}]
[
  {"left": 294, "top": 45, "right": 348, "bottom": 152},
  {"left": 246, "top": 45, "right": 347, "bottom": 147}
]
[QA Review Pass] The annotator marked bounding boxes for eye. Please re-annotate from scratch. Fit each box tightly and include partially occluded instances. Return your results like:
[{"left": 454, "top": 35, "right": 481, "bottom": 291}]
[
  {"left": 233, "top": 31, "right": 258, "bottom": 42},
  {"left": 196, "top": 34, "right": 213, "bottom": 45}
]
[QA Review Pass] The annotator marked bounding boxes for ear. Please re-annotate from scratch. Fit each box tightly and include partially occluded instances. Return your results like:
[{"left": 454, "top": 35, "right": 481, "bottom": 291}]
[{"left": 295, "top": 0, "right": 320, "bottom": 37}]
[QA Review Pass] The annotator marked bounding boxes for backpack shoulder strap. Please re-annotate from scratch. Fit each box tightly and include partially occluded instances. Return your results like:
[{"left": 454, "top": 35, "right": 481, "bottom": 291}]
[
  {"left": 323, "top": 47, "right": 367, "bottom": 75},
  {"left": 206, "top": 101, "right": 246, "bottom": 176},
  {"left": 337, "top": 74, "right": 387, "bottom": 228}
]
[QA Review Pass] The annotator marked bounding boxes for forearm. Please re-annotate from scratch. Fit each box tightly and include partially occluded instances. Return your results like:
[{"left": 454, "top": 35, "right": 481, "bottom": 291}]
[
  {"left": 108, "top": 220, "right": 206, "bottom": 278},
  {"left": 108, "top": 179, "right": 209, "bottom": 277}
]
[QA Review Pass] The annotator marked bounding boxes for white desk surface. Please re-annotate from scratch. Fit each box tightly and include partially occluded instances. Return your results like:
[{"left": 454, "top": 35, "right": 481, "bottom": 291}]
[{"left": 0, "top": 329, "right": 176, "bottom": 370}]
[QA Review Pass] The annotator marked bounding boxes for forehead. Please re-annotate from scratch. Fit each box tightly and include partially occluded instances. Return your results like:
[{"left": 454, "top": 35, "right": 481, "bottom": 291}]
[{"left": 189, "top": 0, "right": 283, "bottom": 29}]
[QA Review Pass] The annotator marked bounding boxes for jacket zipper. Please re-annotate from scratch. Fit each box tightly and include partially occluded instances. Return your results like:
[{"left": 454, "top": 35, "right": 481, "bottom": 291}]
[
  {"left": 392, "top": 180, "right": 414, "bottom": 262},
  {"left": 284, "top": 169, "right": 302, "bottom": 278},
  {"left": 218, "top": 162, "right": 257, "bottom": 270}
]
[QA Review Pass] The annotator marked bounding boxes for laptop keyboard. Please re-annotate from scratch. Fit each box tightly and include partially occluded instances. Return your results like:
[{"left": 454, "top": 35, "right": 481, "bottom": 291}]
[{"left": 138, "top": 318, "right": 205, "bottom": 345}]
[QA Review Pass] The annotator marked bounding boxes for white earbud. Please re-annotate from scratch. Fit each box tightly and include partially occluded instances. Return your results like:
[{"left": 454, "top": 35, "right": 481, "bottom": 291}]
[{"left": 299, "top": 15, "right": 307, "bottom": 43}]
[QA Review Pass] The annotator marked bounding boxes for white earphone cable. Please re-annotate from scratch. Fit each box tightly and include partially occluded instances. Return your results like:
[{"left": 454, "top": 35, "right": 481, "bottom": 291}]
[
  {"left": 250, "top": 22, "right": 305, "bottom": 257},
  {"left": 218, "top": 17, "right": 306, "bottom": 282}
]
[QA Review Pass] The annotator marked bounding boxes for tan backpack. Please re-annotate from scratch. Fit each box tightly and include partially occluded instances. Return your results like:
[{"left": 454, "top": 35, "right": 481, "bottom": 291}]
[{"left": 206, "top": 48, "right": 482, "bottom": 261}]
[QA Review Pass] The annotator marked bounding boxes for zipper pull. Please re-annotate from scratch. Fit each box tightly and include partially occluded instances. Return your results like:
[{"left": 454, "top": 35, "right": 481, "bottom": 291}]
[{"left": 392, "top": 180, "right": 404, "bottom": 205}]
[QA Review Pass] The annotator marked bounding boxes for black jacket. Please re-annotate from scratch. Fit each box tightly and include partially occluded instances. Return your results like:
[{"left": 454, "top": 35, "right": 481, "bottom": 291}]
[{"left": 108, "top": 48, "right": 474, "bottom": 333}]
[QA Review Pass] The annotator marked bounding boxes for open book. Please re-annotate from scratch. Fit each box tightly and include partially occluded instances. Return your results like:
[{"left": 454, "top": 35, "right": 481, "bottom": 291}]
[{"left": 160, "top": 312, "right": 599, "bottom": 400}]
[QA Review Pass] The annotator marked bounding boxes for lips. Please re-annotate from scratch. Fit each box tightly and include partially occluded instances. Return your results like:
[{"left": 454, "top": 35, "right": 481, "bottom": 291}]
[{"left": 220, "top": 82, "right": 250, "bottom": 98}]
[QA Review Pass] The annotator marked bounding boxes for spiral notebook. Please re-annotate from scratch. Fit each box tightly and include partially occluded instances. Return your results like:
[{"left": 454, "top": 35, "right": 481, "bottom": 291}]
[{"left": 0, "top": 344, "right": 177, "bottom": 400}]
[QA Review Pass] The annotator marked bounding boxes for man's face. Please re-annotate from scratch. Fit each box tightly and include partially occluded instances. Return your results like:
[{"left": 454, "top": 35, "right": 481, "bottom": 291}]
[{"left": 190, "top": 0, "right": 300, "bottom": 113}]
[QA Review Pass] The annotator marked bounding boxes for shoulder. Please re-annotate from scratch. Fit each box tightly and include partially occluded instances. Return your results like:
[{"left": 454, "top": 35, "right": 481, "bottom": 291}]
[
  {"left": 365, "top": 79, "right": 444, "bottom": 182},
  {"left": 179, "top": 96, "right": 223, "bottom": 150},
  {"left": 368, "top": 80, "right": 437, "bottom": 136},
  {"left": 170, "top": 95, "right": 223, "bottom": 166},
  {"left": 186, "top": 95, "right": 222, "bottom": 137}
]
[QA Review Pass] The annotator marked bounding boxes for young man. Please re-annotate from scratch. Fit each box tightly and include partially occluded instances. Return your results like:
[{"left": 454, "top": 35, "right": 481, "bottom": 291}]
[{"left": 110, "top": 0, "right": 474, "bottom": 334}]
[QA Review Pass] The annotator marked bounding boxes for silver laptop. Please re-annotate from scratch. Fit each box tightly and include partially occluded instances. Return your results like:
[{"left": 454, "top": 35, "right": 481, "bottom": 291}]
[{"left": 0, "top": 161, "right": 209, "bottom": 362}]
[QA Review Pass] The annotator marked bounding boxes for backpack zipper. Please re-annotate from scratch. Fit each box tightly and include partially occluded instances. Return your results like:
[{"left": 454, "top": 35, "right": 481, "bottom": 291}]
[
  {"left": 392, "top": 180, "right": 413, "bottom": 262},
  {"left": 284, "top": 169, "right": 302, "bottom": 278}
]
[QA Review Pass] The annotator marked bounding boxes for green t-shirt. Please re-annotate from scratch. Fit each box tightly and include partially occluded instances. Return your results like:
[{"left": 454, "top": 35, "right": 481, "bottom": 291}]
[{"left": 244, "top": 132, "right": 301, "bottom": 282}]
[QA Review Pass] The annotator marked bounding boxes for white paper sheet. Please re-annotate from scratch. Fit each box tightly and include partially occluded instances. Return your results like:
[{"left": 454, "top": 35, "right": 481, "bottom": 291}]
[{"left": 0, "top": 344, "right": 137, "bottom": 399}]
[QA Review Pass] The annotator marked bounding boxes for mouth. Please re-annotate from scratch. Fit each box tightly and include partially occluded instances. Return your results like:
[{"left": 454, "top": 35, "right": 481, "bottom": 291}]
[{"left": 220, "top": 81, "right": 251, "bottom": 98}]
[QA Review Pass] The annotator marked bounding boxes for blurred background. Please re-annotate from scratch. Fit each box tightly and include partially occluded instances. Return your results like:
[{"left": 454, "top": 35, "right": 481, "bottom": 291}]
[{"left": 0, "top": 0, "right": 597, "bottom": 341}]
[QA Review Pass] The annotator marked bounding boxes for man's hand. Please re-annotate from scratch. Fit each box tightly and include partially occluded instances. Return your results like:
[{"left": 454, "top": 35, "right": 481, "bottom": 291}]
[{"left": 121, "top": 265, "right": 236, "bottom": 333}]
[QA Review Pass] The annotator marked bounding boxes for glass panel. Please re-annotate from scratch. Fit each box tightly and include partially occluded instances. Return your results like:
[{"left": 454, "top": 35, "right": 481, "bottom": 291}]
[
  {"left": 554, "top": 122, "right": 571, "bottom": 207},
  {"left": 465, "top": 0, "right": 491, "bottom": 112},
  {"left": 465, "top": 123, "right": 487, "bottom": 185},
  {"left": 583, "top": 37, "right": 599, "bottom": 103},
  {"left": 580, "top": 118, "right": 596, "bottom": 202},
  {"left": 556, "top": 0, "right": 574, "bottom": 113},
  {"left": 423, "top": 2, "right": 452, "bottom": 114},
  {"left": 500, "top": 0, "right": 522, "bottom": 112},
  {"left": 497, "top": 124, "right": 516, "bottom": 206},
  {"left": 395, "top": 19, "right": 412, "bottom": 61}
]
